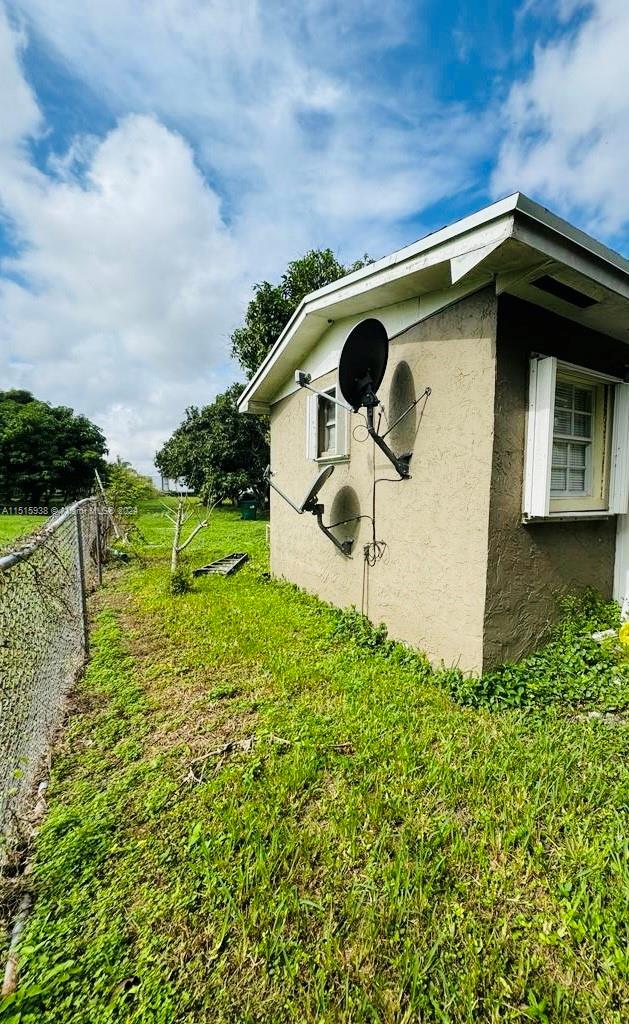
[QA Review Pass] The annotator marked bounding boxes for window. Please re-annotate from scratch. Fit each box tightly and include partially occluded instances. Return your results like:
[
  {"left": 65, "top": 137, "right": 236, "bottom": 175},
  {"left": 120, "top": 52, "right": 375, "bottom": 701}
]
[
  {"left": 317, "top": 389, "right": 337, "bottom": 457},
  {"left": 523, "top": 356, "right": 629, "bottom": 519},
  {"left": 550, "top": 374, "right": 608, "bottom": 511},
  {"left": 306, "top": 384, "right": 349, "bottom": 461}
]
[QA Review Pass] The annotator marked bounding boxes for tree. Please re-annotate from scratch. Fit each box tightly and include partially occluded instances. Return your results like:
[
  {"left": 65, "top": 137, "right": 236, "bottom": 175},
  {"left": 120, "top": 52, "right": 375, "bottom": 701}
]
[
  {"left": 0, "top": 390, "right": 108, "bottom": 504},
  {"left": 104, "top": 457, "right": 155, "bottom": 513},
  {"left": 157, "top": 247, "right": 370, "bottom": 503},
  {"left": 155, "top": 383, "right": 269, "bottom": 505},
  {"left": 231, "top": 248, "right": 371, "bottom": 378}
]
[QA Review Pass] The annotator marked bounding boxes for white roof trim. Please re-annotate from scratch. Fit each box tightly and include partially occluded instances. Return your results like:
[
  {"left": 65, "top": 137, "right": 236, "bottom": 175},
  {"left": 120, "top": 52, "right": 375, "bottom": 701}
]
[{"left": 238, "top": 192, "right": 629, "bottom": 413}]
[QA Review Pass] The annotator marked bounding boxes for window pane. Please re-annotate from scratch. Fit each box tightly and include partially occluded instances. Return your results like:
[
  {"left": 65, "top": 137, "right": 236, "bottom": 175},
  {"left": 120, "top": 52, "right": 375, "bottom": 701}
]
[
  {"left": 568, "top": 444, "right": 586, "bottom": 468},
  {"left": 554, "top": 408, "right": 572, "bottom": 434},
  {"left": 551, "top": 467, "right": 567, "bottom": 491},
  {"left": 550, "top": 376, "right": 603, "bottom": 503},
  {"left": 574, "top": 387, "right": 592, "bottom": 413},
  {"left": 555, "top": 381, "right": 572, "bottom": 408},
  {"left": 568, "top": 468, "right": 586, "bottom": 492},
  {"left": 573, "top": 412, "right": 592, "bottom": 438},
  {"left": 317, "top": 389, "right": 336, "bottom": 455},
  {"left": 552, "top": 440, "right": 568, "bottom": 466}
]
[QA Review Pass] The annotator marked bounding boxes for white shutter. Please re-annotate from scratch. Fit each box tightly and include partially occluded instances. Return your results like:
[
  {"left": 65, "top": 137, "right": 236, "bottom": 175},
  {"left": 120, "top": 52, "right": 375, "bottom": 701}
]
[
  {"left": 522, "top": 355, "right": 557, "bottom": 518},
  {"left": 336, "top": 403, "right": 349, "bottom": 457},
  {"left": 305, "top": 393, "right": 318, "bottom": 460},
  {"left": 609, "top": 382, "right": 629, "bottom": 514}
]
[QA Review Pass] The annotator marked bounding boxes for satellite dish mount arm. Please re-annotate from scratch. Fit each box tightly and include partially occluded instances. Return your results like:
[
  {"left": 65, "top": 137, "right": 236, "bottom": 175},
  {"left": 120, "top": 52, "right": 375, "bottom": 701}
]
[
  {"left": 313, "top": 505, "right": 353, "bottom": 556},
  {"left": 295, "top": 372, "right": 353, "bottom": 412},
  {"left": 265, "top": 469, "right": 304, "bottom": 514},
  {"left": 265, "top": 466, "right": 353, "bottom": 557},
  {"left": 360, "top": 374, "right": 412, "bottom": 479}
]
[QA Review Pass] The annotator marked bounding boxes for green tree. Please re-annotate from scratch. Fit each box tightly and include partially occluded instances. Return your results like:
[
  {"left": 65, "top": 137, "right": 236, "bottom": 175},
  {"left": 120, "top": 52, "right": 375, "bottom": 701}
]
[
  {"left": 231, "top": 248, "right": 371, "bottom": 378},
  {"left": 0, "top": 390, "right": 108, "bottom": 504},
  {"left": 155, "top": 383, "right": 269, "bottom": 505},
  {"left": 105, "top": 457, "right": 155, "bottom": 515}
]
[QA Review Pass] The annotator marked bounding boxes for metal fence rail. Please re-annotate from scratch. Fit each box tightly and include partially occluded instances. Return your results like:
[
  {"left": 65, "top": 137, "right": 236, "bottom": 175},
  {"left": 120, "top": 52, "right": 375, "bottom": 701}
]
[{"left": 0, "top": 498, "right": 109, "bottom": 857}]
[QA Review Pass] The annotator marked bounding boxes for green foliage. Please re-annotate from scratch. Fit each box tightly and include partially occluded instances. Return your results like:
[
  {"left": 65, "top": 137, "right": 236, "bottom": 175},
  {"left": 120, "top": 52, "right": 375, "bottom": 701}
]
[
  {"left": 104, "top": 458, "right": 155, "bottom": 518},
  {"left": 441, "top": 591, "right": 628, "bottom": 712},
  {"left": 231, "top": 248, "right": 372, "bottom": 378},
  {"left": 328, "top": 593, "right": 629, "bottom": 713},
  {"left": 169, "top": 568, "right": 191, "bottom": 595},
  {"left": 3, "top": 509, "right": 627, "bottom": 1023},
  {"left": 329, "top": 606, "right": 397, "bottom": 653},
  {"left": 0, "top": 514, "right": 47, "bottom": 548},
  {"left": 0, "top": 389, "right": 108, "bottom": 504},
  {"left": 155, "top": 383, "right": 269, "bottom": 504}
]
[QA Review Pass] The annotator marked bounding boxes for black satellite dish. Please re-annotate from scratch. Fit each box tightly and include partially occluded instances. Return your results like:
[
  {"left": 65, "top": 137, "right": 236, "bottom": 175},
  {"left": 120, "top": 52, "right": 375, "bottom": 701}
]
[
  {"left": 339, "top": 318, "right": 389, "bottom": 412},
  {"left": 337, "top": 317, "right": 414, "bottom": 478},
  {"left": 298, "top": 464, "right": 334, "bottom": 513}
]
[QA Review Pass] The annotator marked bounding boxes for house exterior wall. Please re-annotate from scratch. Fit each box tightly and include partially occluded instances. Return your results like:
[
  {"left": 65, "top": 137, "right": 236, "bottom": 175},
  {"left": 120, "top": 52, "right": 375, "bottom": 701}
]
[
  {"left": 483, "top": 295, "right": 626, "bottom": 668},
  {"left": 269, "top": 288, "right": 497, "bottom": 671}
]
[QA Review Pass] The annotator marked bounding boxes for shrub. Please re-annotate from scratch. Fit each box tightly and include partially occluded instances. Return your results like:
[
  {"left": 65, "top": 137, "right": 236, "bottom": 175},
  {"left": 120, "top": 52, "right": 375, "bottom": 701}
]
[{"left": 169, "top": 569, "right": 191, "bottom": 596}]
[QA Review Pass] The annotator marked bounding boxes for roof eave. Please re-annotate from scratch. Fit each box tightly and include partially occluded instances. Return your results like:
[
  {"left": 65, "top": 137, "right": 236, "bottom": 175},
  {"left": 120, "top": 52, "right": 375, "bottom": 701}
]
[
  {"left": 238, "top": 195, "right": 522, "bottom": 414},
  {"left": 237, "top": 193, "right": 629, "bottom": 415}
]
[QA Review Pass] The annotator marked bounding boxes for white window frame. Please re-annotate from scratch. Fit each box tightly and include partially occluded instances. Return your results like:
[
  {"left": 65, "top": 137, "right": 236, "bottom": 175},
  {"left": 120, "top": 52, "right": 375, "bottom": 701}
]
[
  {"left": 523, "top": 355, "right": 629, "bottom": 520},
  {"left": 306, "top": 386, "right": 350, "bottom": 463},
  {"left": 550, "top": 370, "right": 605, "bottom": 512}
]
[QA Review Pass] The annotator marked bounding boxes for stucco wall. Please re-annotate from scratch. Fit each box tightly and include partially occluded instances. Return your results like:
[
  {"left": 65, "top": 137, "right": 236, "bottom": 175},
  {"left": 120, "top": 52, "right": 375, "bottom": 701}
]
[
  {"left": 483, "top": 296, "right": 625, "bottom": 667},
  {"left": 269, "top": 288, "right": 497, "bottom": 671}
]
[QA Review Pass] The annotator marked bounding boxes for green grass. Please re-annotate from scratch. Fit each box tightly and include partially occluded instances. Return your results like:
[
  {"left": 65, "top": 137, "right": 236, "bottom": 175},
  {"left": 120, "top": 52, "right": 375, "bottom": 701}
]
[
  {"left": 0, "top": 514, "right": 47, "bottom": 547},
  {"left": 1, "top": 503, "right": 628, "bottom": 1023}
]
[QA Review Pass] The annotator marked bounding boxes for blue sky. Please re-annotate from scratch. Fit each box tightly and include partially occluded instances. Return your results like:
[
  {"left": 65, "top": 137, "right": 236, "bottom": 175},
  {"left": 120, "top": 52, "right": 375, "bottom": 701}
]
[{"left": 1, "top": 0, "right": 628, "bottom": 475}]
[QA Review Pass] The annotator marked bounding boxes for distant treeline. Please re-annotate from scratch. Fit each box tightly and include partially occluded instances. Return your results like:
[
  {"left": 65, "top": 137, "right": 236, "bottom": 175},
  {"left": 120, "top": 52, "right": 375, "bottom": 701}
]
[{"left": 0, "top": 390, "right": 108, "bottom": 506}]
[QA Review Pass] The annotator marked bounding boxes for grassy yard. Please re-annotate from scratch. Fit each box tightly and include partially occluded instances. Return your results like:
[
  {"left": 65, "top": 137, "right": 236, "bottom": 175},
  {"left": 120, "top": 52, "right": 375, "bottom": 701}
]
[
  {"left": 1, "top": 502, "right": 627, "bottom": 1023},
  {"left": 0, "top": 514, "right": 47, "bottom": 548}
]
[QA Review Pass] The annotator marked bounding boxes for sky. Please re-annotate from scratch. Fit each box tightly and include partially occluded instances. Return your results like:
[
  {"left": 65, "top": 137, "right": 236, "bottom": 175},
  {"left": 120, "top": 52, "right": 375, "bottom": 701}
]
[{"left": 1, "top": 0, "right": 629, "bottom": 478}]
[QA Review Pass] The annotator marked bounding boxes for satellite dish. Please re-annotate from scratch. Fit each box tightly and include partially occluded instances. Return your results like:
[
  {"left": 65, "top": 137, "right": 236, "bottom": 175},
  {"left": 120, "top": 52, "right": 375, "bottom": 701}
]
[
  {"left": 298, "top": 464, "right": 334, "bottom": 512},
  {"left": 265, "top": 463, "right": 335, "bottom": 514},
  {"left": 339, "top": 318, "right": 389, "bottom": 412},
  {"left": 265, "top": 463, "right": 351, "bottom": 555}
]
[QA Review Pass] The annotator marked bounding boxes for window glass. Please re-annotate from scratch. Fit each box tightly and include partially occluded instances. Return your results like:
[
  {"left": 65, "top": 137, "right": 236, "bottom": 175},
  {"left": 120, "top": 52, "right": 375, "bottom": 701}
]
[
  {"left": 551, "top": 379, "right": 594, "bottom": 498},
  {"left": 317, "top": 389, "right": 337, "bottom": 456}
]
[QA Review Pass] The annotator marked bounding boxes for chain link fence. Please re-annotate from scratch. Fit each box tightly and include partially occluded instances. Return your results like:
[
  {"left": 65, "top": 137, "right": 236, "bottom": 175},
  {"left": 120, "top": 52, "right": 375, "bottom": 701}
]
[{"left": 0, "top": 498, "right": 110, "bottom": 859}]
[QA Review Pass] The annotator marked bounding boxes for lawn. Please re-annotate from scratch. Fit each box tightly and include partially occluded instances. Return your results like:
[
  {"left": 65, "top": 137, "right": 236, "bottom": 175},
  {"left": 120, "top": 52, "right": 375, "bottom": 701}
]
[
  {"left": 0, "top": 514, "right": 47, "bottom": 548},
  {"left": 1, "top": 502, "right": 627, "bottom": 1023}
]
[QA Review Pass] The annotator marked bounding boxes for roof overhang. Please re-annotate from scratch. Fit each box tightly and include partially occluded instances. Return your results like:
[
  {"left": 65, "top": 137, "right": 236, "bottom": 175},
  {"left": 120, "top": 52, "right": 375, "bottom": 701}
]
[{"left": 238, "top": 192, "right": 629, "bottom": 414}]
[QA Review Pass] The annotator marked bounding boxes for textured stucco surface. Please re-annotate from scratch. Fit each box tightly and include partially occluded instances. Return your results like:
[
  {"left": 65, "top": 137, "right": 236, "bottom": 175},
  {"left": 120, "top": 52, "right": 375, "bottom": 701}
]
[
  {"left": 483, "top": 296, "right": 625, "bottom": 668},
  {"left": 269, "top": 288, "right": 497, "bottom": 671}
]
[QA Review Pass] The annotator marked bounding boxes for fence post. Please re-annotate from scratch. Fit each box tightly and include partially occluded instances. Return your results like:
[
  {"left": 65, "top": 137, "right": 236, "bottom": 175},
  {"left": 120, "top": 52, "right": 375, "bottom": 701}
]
[
  {"left": 94, "top": 504, "right": 103, "bottom": 587},
  {"left": 75, "top": 507, "right": 90, "bottom": 659}
]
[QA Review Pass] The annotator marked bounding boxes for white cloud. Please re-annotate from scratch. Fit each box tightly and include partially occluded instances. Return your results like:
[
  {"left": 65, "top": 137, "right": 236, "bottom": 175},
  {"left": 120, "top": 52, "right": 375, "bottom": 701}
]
[
  {"left": 0, "top": 1, "right": 493, "bottom": 477},
  {"left": 0, "top": 10, "right": 248, "bottom": 475},
  {"left": 493, "top": 0, "right": 629, "bottom": 237},
  {"left": 8, "top": 0, "right": 491, "bottom": 251},
  {"left": 0, "top": 9, "right": 38, "bottom": 146}
]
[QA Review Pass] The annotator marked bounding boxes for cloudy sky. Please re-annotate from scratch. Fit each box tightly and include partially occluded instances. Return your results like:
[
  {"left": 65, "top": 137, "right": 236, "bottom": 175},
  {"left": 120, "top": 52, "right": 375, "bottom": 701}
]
[{"left": 1, "top": 0, "right": 628, "bottom": 478}]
